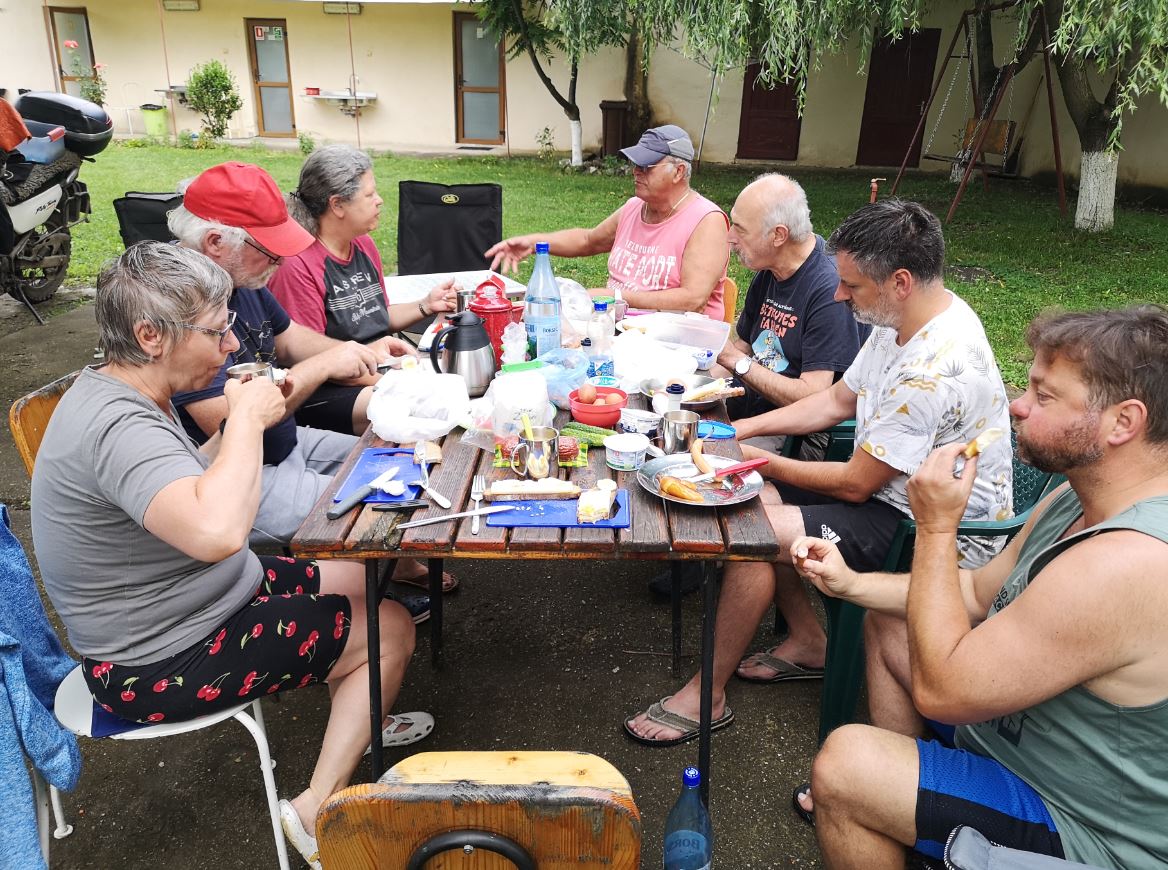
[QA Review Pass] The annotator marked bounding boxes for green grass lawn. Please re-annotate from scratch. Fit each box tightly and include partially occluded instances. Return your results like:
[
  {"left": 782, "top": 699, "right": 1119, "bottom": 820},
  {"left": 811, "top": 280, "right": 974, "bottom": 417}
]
[{"left": 71, "top": 141, "right": 1168, "bottom": 387}]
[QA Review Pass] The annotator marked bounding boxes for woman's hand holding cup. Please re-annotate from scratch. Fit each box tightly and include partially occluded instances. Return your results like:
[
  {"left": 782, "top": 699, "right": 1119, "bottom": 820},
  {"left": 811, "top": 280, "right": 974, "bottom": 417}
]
[{"left": 223, "top": 376, "right": 286, "bottom": 431}]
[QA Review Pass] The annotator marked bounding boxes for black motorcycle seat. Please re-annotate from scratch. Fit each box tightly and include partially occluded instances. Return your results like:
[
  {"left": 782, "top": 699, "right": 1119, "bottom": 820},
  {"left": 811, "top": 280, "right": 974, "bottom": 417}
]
[{"left": 0, "top": 149, "right": 81, "bottom": 207}]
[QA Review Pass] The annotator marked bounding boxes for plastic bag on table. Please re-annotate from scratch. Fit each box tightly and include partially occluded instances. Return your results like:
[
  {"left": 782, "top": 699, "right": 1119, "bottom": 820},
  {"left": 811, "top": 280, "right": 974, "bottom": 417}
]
[
  {"left": 367, "top": 367, "right": 470, "bottom": 443},
  {"left": 557, "top": 276, "right": 592, "bottom": 322},
  {"left": 535, "top": 347, "right": 590, "bottom": 410},
  {"left": 612, "top": 330, "right": 697, "bottom": 392}
]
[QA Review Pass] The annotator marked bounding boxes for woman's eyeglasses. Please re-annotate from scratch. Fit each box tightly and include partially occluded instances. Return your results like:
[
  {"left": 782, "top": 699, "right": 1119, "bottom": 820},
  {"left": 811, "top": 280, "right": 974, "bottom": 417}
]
[
  {"left": 242, "top": 238, "right": 281, "bottom": 265},
  {"left": 169, "top": 310, "right": 238, "bottom": 346}
]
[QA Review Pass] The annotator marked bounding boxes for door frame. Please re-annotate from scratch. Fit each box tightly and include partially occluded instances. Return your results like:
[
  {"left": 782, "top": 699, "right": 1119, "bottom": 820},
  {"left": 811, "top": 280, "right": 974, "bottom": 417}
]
[
  {"left": 244, "top": 18, "right": 296, "bottom": 138},
  {"left": 46, "top": 6, "right": 95, "bottom": 96},
  {"left": 453, "top": 11, "right": 505, "bottom": 145}
]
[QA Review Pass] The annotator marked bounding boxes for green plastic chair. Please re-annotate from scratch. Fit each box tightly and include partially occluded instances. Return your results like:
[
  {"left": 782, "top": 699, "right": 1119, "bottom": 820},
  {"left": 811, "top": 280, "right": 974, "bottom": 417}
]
[{"left": 817, "top": 430, "right": 1064, "bottom": 742}]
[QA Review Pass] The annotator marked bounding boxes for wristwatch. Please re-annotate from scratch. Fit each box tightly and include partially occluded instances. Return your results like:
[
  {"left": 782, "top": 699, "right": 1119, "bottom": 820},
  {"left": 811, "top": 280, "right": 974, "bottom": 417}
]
[{"left": 734, "top": 356, "right": 753, "bottom": 377}]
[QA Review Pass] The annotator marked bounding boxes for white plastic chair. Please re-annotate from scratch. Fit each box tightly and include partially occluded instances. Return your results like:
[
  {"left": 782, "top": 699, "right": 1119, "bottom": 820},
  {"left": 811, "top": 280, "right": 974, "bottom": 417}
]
[{"left": 34, "top": 666, "right": 290, "bottom": 869}]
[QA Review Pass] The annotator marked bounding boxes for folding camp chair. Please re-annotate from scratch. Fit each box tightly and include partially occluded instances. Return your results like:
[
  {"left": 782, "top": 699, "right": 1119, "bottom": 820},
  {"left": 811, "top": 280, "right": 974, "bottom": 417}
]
[
  {"left": 396, "top": 181, "right": 502, "bottom": 276},
  {"left": 111, "top": 191, "right": 181, "bottom": 247}
]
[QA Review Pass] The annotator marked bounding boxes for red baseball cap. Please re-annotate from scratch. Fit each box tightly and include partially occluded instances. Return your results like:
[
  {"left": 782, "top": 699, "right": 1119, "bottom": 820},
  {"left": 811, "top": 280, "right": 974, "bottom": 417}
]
[{"left": 183, "top": 162, "right": 313, "bottom": 257}]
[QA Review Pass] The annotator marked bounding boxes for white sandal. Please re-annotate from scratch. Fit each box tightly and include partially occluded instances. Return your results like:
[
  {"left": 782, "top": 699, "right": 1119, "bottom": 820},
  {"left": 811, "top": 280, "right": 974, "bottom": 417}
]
[
  {"left": 364, "top": 710, "right": 435, "bottom": 755},
  {"left": 279, "top": 799, "right": 321, "bottom": 870}
]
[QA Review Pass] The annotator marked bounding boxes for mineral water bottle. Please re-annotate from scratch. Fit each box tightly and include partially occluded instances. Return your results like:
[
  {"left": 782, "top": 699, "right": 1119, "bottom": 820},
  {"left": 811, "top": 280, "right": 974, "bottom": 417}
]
[
  {"left": 663, "top": 766, "right": 712, "bottom": 869},
  {"left": 524, "top": 242, "right": 561, "bottom": 358},
  {"left": 587, "top": 300, "right": 615, "bottom": 378}
]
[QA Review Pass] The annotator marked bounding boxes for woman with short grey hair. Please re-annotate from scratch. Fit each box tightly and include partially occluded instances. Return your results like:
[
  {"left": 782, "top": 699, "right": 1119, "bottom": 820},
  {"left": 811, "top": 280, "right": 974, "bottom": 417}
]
[
  {"left": 269, "top": 144, "right": 456, "bottom": 346},
  {"left": 31, "top": 241, "right": 431, "bottom": 869}
]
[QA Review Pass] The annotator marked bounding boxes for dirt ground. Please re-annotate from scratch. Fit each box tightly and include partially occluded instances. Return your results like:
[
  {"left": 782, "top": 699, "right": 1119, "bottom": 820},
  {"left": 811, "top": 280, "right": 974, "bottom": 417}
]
[{"left": 2, "top": 300, "right": 827, "bottom": 869}]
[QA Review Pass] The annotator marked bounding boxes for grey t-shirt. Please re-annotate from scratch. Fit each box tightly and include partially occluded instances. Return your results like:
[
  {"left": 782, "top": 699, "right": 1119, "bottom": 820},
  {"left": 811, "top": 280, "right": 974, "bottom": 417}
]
[{"left": 30, "top": 367, "right": 261, "bottom": 665}]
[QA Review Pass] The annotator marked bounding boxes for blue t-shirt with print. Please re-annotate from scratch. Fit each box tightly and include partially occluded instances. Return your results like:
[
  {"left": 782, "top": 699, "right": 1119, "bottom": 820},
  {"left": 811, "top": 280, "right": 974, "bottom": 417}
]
[
  {"left": 173, "top": 286, "right": 296, "bottom": 465},
  {"left": 733, "top": 235, "right": 869, "bottom": 418}
]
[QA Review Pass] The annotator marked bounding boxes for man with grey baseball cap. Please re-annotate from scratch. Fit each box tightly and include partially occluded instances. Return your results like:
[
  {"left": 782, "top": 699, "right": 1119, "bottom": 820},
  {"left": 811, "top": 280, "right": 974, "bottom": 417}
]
[{"left": 487, "top": 124, "right": 730, "bottom": 319}]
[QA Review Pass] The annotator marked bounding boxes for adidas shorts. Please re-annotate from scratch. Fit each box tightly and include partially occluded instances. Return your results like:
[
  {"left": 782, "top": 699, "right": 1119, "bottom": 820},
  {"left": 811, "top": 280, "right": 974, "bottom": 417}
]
[{"left": 774, "top": 482, "right": 908, "bottom": 572}]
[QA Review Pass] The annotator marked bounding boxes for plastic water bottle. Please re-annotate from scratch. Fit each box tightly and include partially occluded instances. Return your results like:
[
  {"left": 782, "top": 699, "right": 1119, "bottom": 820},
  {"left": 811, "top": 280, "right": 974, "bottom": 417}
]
[
  {"left": 663, "top": 766, "right": 712, "bottom": 869},
  {"left": 524, "top": 242, "right": 561, "bottom": 359},
  {"left": 587, "top": 300, "right": 615, "bottom": 378}
]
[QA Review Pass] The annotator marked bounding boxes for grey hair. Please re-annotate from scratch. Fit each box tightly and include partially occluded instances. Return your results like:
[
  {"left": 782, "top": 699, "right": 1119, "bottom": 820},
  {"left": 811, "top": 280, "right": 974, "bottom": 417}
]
[
  {"left": 668, "top": 157, "right": 693, "bottom": 180},
  {"left": 96, "top": 241, "right": 233, "bottom": 366},
  {"left": 752, "top": 173, "right": 812, "bottom": 242},
  {"left": 286, "top": 144, "right": 374, "bottom": 235},
  {"left": 167, "top": 203, "right": 248, "bottom": 252},
  {"left": 826, "top": 199, "right": 945, "bottom": 284}
]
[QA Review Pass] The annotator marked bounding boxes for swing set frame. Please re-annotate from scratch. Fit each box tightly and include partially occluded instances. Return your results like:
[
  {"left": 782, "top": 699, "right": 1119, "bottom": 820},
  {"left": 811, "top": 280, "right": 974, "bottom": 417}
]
[{"left": 890, "top": 1, "right": 1067, "bottom": 222}]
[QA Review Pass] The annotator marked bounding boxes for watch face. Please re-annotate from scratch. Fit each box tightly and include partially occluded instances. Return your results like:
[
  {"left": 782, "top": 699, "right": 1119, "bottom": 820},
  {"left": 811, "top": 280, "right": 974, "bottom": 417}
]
[{"left": 735, "top": 357, "right": 751, "bottom": 375}]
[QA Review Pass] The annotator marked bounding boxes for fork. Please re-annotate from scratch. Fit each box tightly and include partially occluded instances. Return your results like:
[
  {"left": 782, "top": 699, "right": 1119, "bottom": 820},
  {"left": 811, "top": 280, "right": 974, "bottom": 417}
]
[{"left": 470, "top": 474, "right": 486, "bottom": 535}]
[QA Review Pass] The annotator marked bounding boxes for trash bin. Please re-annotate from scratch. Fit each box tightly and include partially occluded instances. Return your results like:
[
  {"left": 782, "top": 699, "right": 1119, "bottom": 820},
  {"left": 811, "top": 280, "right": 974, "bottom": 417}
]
[
  {"left": 140, "top": 103, "right": 168, "bottom": 138},
  {"left": 599, "top": 99, "right": 629, "bottom": 157}
]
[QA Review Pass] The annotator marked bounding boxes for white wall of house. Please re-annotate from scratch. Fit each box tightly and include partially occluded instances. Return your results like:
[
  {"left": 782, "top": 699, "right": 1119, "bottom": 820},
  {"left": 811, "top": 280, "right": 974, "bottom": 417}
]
[{"left": 2, "top": 0, "right": 1164, "bottom": 189}]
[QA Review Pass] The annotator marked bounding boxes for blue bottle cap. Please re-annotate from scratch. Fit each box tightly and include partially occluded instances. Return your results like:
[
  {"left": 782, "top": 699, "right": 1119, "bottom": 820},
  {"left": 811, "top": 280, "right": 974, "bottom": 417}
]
[
  {"left": 593, "top": 300, "right": 608, "bottom": 312},
  {"left": 665, "top": 383, "right": 685, "bottom": 395},
  {"left": 535, "top": 242, "right": 550, "bottom": 254},
  {"left": 682, "top": 766, "right": 701, "bottom": 787}
]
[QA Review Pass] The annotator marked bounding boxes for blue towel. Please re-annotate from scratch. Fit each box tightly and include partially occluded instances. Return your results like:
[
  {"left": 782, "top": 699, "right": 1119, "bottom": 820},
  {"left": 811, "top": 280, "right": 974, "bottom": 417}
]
[{"left": 0, "top": 504, "right": 81, "bottom": 870}]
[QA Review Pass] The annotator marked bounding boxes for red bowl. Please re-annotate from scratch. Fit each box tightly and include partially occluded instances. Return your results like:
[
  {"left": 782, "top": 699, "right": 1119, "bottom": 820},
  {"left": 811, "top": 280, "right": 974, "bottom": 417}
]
[{"left": 569, "top": 386, "right": 627, "bottom": 427}]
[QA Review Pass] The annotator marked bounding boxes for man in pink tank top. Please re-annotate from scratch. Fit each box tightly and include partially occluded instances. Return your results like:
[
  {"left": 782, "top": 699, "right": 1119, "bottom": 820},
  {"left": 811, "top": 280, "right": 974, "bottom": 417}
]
[{"left": 486, "top": 125, "right": 730, "bottom": 319}]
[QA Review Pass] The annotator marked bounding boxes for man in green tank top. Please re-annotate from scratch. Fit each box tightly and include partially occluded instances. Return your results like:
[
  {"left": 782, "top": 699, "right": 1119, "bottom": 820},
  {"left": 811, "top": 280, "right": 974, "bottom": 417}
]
[{"left": 788, "top": 306, "right": 1168, "bottom": 868}]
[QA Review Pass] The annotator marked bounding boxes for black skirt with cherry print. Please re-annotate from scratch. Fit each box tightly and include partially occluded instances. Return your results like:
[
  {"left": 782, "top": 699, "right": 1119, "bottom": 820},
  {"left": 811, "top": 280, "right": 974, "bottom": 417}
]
[{"left": 83, "top": 556, "right": 351, "bottom": 725}]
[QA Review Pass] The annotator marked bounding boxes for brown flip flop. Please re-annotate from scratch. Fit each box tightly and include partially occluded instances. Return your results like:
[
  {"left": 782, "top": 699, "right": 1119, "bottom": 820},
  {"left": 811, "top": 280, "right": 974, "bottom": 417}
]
[{"left": 394, "top": 570, "right": 459, "bottom": 594}]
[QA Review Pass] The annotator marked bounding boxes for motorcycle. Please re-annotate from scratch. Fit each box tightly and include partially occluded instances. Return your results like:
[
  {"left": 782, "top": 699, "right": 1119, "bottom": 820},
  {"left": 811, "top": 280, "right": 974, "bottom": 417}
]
[{"left": 0, "top": 91, "right": 112, "bottom": 321}]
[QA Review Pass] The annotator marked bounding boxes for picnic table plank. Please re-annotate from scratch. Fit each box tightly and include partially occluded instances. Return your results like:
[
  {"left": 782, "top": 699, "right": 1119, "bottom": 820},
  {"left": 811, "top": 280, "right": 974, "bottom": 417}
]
[
  {"left": 290, "top": 430, "right": 370, "bottom": 558},
  {"left": 450, "top": 446, "right": 510, "bottom": 553},
  {"left": 396, "top": 429, "right": 478, "bottom": 555}
]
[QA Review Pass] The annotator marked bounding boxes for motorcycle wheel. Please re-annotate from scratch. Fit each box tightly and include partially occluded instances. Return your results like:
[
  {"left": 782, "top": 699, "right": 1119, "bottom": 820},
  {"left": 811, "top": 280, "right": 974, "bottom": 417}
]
[{"left": 12, "top": 213, "right": 71, "bottom": 304}]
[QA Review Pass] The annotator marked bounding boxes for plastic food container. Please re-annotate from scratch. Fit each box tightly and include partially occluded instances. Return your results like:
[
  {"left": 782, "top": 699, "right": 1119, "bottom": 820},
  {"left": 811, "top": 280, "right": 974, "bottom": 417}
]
[
  {"left": 603, "top": 432, "right": 650, "bottom": 471},
  {"left": 619, "top": 408, "right": 663, "bottom": 438}
]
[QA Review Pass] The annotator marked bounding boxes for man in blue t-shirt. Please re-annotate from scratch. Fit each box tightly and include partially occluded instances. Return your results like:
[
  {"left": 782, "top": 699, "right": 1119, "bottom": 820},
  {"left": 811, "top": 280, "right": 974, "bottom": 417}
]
[
  {"left": 717, "top": 173, "right": 869, "bottom": 443},
  {"left": 168, "top": 163, "right": 414, "bottom": 547}
]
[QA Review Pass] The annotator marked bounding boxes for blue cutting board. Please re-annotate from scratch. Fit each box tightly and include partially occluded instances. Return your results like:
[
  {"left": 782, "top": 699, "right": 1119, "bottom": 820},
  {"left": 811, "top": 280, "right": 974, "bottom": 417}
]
[
  {"left": 486, "top": 490, "right": 631, "bottom": 528},
  {"left": 332, "top": 448, "right": 424, "bottom": 504}
]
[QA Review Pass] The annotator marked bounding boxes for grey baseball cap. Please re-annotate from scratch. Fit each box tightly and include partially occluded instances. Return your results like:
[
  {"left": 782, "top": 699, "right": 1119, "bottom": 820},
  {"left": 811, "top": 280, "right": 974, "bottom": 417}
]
[{"left": 620, "top": 124, "right": 695, "bottom": 166}]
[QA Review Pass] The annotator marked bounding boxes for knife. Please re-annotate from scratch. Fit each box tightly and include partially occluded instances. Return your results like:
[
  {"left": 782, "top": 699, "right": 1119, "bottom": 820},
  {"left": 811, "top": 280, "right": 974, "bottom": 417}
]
[
  {"left": 370, "top": 499, "right": 430, "bottom": 512},
  {"left": 394, "top": 505, "right": 515, "bottom": 530},
  {"left": 327, "top": 468, "right": 399, "bottom": 520},
  {"left": 689, "top": 456, "right": 769, "bottom": 484}
]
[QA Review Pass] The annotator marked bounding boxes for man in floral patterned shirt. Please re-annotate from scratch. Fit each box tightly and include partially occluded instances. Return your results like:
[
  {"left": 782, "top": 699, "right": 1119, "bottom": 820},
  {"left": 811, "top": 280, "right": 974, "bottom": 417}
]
[{"left": 625, "top": 199, "right": 1013, "bottom": 745}]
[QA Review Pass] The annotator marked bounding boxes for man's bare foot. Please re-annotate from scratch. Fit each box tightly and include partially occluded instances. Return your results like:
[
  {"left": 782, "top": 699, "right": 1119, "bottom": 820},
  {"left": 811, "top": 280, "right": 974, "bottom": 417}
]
[
  {"left": 624, "top": 686, "right": 727, "bottom": 743},
  {"left": 737, "top": 641, "right": 825, "bottom": 681}
]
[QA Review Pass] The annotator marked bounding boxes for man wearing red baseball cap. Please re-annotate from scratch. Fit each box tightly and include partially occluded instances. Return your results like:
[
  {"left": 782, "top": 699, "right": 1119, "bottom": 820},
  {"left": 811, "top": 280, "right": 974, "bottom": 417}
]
[{"left": 166, "top": 163, "right": 419, "bottom": 552}]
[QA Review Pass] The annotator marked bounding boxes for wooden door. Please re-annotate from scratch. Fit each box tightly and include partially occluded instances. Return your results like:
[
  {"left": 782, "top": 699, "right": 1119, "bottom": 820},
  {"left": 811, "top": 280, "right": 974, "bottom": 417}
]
[
  {"left": 454, "top": 12, "right": 505, "bottom": 145},
  {"left": 47, "top": 6, "right": 95, "bottom": 99},
  {"left": 736, "top": 63, "right": 802, "bottom": 160},
  {"left": 856, "top": 29, "right": 941, "bottom": 167},
  {"left": 245, "top": 18, "right": 295, "bottom": 137}
]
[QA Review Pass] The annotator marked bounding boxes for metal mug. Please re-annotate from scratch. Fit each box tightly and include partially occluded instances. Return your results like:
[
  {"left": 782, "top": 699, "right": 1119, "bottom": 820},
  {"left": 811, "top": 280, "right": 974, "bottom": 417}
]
[
  {"left": 662, "top": 409, "right": 699, "bottom": 455},
  {"left": 225, "top": 361, "right": 273, "bottom": 383},
  {"left": 456, "top": 288, "right": 474, "bottom": 313},
  {"left": 509, "top": 426, "right": 558, "bottom": 480}
]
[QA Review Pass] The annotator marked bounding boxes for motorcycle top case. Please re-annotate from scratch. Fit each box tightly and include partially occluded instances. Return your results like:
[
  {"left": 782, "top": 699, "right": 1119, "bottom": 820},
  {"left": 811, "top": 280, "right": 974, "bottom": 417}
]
[{"left": 14, "top": 92, "right": 112, "bottom": 157}]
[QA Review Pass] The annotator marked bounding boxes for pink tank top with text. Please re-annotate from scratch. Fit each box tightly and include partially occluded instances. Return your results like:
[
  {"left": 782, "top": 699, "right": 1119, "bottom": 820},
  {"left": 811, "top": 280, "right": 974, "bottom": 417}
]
[{"left": 607, "top": 193, "right": 728, "bottom": 320}]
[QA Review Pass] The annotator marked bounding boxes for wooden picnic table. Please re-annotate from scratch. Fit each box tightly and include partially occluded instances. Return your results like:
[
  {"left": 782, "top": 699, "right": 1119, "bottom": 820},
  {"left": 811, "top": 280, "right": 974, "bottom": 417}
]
[{"left": 291, "top": 393, "right": 780, "bottom": 798}]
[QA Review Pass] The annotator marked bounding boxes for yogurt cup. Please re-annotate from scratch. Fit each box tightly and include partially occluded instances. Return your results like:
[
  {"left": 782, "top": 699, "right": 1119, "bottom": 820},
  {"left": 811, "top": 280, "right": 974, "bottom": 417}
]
[
  {"left": 619, "top": 408, "right": 663, "bottom": 438},
  {"left": 603, "top": 432, "right": 650, "bottom": 471}
]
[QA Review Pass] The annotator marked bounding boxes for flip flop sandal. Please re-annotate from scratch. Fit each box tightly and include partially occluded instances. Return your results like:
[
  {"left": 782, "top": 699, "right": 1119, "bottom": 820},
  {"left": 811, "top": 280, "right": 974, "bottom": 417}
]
[
  {"left": 364, "top": 710, "right": 435, "bottom": 755},
  {"left": 736, "top": 650, "right": 825, "bottom": 683},
  {"left": 279, "top": 799, "right": 322, "bottom": 870},
  {"left": 394, "top": 570, "right": 460, "bottom": 594},
  {"left": 622, "top": 697, "right": 734, "bottom": 747},
  {"left": 792, "top": 782, "right": 815, "bottom": 827}
]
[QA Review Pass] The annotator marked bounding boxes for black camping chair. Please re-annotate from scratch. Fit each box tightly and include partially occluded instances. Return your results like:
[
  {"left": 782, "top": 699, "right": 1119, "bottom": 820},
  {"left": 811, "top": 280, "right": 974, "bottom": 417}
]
[
  {"left": 112, "top": 191, "right": 182, "bottom": 248},
  {"left": 396, "top": 181, "right": 502, "bottom": 276}
]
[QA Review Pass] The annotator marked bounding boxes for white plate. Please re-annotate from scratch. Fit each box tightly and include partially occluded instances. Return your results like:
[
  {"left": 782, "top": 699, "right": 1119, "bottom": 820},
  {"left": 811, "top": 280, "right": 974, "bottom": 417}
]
[{"left": 636, "top": 454, "right": 764, "bottom": 507}]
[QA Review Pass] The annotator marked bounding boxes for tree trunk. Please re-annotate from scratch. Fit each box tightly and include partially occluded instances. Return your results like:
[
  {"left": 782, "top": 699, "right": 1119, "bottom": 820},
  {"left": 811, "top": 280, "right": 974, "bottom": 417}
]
[
  {"left": 1075, "top": 151, "right": 1118, "bottom": 231},
  {"left": 569, "top": 118, "right": 583, "bottom": 165},
  {"left": 624, "top": 25, "right": 652, "bottom": 137}
]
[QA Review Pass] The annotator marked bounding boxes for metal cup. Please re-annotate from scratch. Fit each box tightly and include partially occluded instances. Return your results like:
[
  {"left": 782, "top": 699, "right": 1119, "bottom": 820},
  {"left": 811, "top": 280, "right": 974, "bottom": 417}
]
[
  {"left": 662, "top": 409, "right": 699, "bottom": 455},
  {"left": 509, "top": 426, "right": 558, "bottom": 480},
  {"left": 225, "top": 361, "right": 273, "bottom": 383},
  {"left": 456, "top": 288, "right": 474, "bottom": 313}
]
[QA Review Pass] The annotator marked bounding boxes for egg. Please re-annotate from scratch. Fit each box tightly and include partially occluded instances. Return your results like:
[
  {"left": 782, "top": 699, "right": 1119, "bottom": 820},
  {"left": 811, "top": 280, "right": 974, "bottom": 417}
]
[
  {"left": 604, "top": 393, "right": 624, "bottom": 405},
  {"left": 578, "top": 383, "right": 598, "bottom": 404}
]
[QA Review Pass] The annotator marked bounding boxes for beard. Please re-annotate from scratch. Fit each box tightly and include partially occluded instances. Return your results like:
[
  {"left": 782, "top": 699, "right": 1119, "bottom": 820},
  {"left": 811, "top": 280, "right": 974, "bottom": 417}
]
[
  {"left": 1015, "top": 411, "right": 1105, "bottom": 473},
  {"left": 846, "top": 294, "right": 900, "bottom": 329},
  {"left": 223, "top": 247, "right": 278, "bottom": 289}
]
